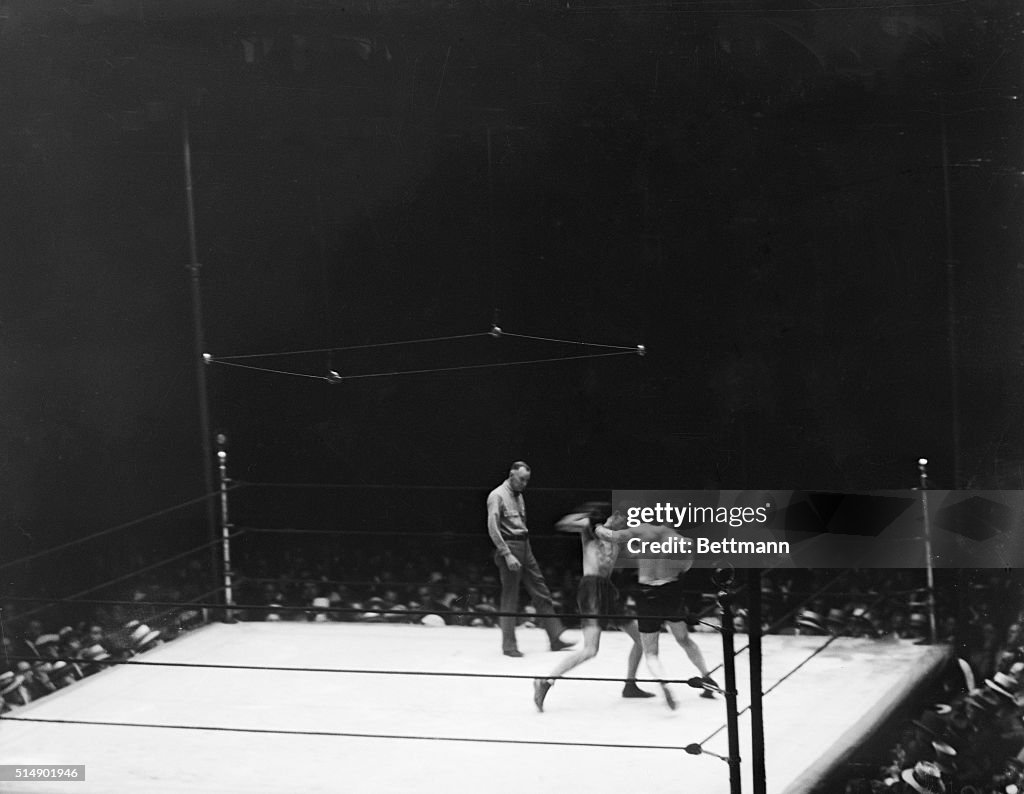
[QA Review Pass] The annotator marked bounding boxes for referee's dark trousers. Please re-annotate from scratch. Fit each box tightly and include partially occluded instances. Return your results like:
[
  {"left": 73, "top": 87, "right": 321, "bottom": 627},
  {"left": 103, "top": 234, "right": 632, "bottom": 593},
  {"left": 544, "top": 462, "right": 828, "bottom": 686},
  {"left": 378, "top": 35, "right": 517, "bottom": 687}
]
[{"left": 494, "top": 539, "right": 565, "bottom": 653}]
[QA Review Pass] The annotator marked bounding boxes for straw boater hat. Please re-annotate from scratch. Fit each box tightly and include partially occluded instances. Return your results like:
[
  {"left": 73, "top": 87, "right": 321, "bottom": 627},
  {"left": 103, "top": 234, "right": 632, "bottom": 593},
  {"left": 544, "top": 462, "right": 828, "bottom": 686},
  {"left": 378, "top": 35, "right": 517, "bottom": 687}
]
[
  {"left": 81, "top": 643, "right": 111, "bottom": 662},
  {"left": 901, "top": 761, "right": 946, "bottom": 794},
  {"left": 48, "top": 661, "right": 76, "bottom": 682},
  {"left": 956, "top": 658, "right": 976, "bottom": 692},
  {"left": 130, "top": 624, "right": 161, "bottom": 649},
  {"left": 0, "top": 671, "right": 26, "bottom": 696},
  {"left": 311, "top": 597, "right": 331, "bottom": 622},
  {"left": 796, "top": 610, "right": 826, "bottom": 633},
  {"left": 34, "top": 633, "right": 60, "bottom": 650},
  {"left": 931, "top": 740, "right": 958, "bottom": 775},
  {"left": 984, "top": 671, "right": 1020, "bottom": 701}
]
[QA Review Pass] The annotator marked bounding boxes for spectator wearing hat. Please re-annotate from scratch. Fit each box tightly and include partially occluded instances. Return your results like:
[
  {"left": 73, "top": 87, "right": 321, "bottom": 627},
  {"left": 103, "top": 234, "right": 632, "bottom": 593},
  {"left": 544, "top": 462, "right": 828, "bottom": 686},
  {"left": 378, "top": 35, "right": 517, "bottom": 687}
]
[
  {"left": 990, "top": 757, "right": 1024, "bottom": 793},
  {"left": 0, "top": 670, "right": 32, "bottom": 708},
  {"left": 46, "top": 661, "right": 78, "bottom": 690},
  {"left": 309, "top": 597, "right": 333, "bottom": 622},
  {"left": 380, "top": 590, "right": 412, "bottom": 623},
  {"left": 996, "top": 623, "right": 1024, "bottom": 672},
  {"left": 848, "top": 607, "right": 878, "bottom": 639},
  {"left": 109, "top": 621, "right": 142, "bottom": 658},
  {"left": 252, "top": 582, "right": 287, "bottom": 622},
  {"left": 17, "top": 661, "right": 56, "bottom": 700},
  {"left": 129, "top": 624, "right": 162, "bottom": 654},
  {"left": 358, "top": 595, "right": 390, "bottom": 623},
  {"left": 792, "top": 610, "right": 828, "bottom": 636},
  {"left": 78, "top": 644, "right": 112, "bottom": 677},
  {"left": 929, "top": 741, "right": 958, "bottom": 791},
  {"left": 33, "top": 633, "right": 61, "bottom": 661},
  {"left": 85, "top": 624, "right": 113, "bottom": 654},
  {"left": 410, "top": 585, "right": 450, "bottom": 625},
  {"left": 179, "top": 607, "right": 207, "bottom": 632},
  {"left": 826, "top": 608, "right": 847, "bottom": 636},
  {"left": 906, "top": 613, "right": 929, "bottom": 641},
  {"left": 12, "top": 620, "right": 44, "bottom": 660},
  {"left": 58, "top": 630, "right": 85, "bottom": 678},
  {"left": 466, "top": 586, "right": 498, "bottom": 627},
  {"left": 899, "top": 760, "right": 945, "bottom": 793}
]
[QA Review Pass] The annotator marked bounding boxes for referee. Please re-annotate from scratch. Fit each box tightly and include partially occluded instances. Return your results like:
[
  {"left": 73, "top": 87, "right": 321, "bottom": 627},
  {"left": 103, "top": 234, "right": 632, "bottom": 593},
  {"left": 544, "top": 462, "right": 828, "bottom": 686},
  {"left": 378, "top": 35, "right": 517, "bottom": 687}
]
[{"left": 487, "top": 461, "right": 573, "bottom": 657}]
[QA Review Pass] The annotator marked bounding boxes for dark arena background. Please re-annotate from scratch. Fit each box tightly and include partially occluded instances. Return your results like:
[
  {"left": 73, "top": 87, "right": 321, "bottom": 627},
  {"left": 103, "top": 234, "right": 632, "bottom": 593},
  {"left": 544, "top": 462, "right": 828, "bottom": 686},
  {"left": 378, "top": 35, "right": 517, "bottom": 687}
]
[{"left": 1, "top": 1, "right": 1024, "bottom": 792}]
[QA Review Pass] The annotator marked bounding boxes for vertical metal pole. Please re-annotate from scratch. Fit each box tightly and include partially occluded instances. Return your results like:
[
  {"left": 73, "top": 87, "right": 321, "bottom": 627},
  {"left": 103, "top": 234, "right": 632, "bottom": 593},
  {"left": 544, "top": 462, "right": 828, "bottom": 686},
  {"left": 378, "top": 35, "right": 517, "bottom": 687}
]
[
  {"left": 939, "top": 104, "right": 962, "bottom": 489},
  {"left": 918, "top": 458, "right": 937, "bottom": 645},
  {"left": 719, "top": 588, "right": 743, "bottom": 794},
  {"left": 216, "top": 434, "right": 236, "bottom": 622},
  {"left": 182, "top": 110, "right": 219, "bottom": 597},
  {"left": 748, "top": 568, "right": 766, "bottom": 794}
]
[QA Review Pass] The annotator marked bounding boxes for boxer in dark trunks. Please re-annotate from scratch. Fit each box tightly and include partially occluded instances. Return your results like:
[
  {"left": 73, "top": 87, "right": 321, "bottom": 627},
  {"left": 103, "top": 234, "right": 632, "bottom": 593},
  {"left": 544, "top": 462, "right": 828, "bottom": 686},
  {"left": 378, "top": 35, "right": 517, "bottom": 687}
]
[{"left": 631, "top": 519, "right": 717, "bottom": 710}]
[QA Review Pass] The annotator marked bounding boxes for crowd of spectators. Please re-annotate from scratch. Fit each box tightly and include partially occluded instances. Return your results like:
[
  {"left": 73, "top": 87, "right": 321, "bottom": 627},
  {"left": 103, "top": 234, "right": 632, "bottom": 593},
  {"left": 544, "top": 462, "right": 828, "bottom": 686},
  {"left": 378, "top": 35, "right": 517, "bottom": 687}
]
[
  {"left": 0, "top": 561, "right": 210, "bottom": 715},
  {"left": 3, "top": 540, "right": 1021, "bottom": 794},
  {"left": 841, "top": 610, "right": 1024, "bottom": 794}
]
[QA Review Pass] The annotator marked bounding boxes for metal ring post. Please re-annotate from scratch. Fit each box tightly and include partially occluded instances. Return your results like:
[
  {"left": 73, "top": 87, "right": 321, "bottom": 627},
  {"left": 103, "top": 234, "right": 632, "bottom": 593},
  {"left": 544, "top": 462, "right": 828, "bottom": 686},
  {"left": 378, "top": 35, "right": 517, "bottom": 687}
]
[{"left": 217, "top": 433, "right": 236, "bottom": 622}]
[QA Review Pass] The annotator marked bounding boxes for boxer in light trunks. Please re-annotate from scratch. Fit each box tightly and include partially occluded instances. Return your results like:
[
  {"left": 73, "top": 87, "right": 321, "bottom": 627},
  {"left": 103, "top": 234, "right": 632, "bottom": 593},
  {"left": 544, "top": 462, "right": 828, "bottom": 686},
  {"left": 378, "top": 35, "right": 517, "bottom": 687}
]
[{"left": 533, "top": 507, "right": 656, "bottom": 712}]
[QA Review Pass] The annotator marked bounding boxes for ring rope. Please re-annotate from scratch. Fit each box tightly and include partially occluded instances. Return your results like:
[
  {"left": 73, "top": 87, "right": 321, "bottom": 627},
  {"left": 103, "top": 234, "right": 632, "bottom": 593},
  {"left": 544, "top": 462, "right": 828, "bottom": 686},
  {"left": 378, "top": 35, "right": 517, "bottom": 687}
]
[
  {"left": 231, "top": 576, "right": 715, "bottom": 597},
  {"left": 0, "top": 715, "right": 707, "bottom": 754},
  {"left": 698, "top": 585, "right": 898, "bottom": 746},
  {"left": 4, "top": 654, "right": 705, "bottom": 687},
  {"left": 698, "top": 632, "right": 842, "bottom": 747},
  {"left": 13, "top": 536, "right": 244, "bottom": 622},
  {"left": 0, "top": 595, "right": 723, "bottom": 628},
  {"left": 0, "top": 487, "right": 242, "bottom": 572}
]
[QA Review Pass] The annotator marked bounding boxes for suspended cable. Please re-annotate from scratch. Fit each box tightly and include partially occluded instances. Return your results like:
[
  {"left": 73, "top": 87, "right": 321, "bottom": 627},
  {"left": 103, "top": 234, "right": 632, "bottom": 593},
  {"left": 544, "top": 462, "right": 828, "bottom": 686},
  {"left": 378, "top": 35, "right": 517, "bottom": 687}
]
[
  {"left": 497, "top": 331, "right": 637, "bottom": 351},
  {"left": 214, "top": 332, "right": 491, "bottom": 361},
  {"left": 207, "top": 350, "right": 638, "bottom": 383}
]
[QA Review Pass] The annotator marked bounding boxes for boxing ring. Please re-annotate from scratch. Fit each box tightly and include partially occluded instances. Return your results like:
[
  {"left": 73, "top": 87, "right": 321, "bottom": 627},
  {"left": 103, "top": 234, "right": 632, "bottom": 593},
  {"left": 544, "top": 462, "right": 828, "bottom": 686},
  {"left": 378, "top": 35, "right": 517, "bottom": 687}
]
[{"left": 0, "top": 620, "right": 948, "bottom": 794}]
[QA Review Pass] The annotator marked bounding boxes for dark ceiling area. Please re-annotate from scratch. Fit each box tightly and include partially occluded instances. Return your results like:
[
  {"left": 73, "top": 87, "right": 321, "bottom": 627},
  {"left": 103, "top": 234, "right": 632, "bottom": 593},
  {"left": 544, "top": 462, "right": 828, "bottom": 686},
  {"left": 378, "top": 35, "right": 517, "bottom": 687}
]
[{"left": 1, "top": 0, "right": 1022, "bottom": 557}]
